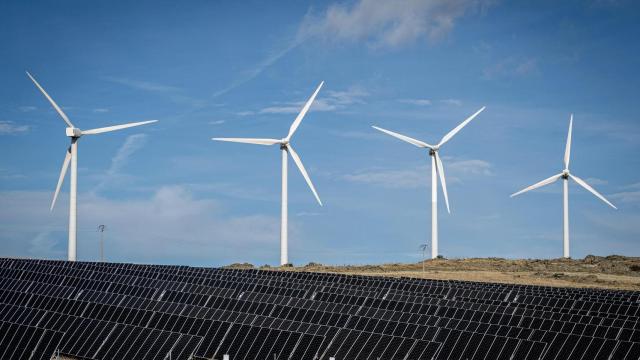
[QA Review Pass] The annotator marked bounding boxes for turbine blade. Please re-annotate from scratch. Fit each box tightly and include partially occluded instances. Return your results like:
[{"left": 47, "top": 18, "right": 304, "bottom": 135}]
[
  {"left": 51, "top": 147, "right": 71, "bottom": 211},
  {"left": 564, "top": 114, "right": 573, "bottom": 169},
  {"left": 286, "top": 81, "right": 324, "bottom": 140},
  {"left": 435, "top": 152, "right": 450, "bottom": 213},
  {"left": 81, "top": 120, "right": 158, "bottom": 135},
  {"left": 26, "top": 71, "right": 74, "bottom": 128},
  {"left": 438, "top": 106, "right": 486, "bottom": 147},
  {"left": 371, "top": 126, "right": 431, "bottom": 148},
  {"left": 212, "top": 137, "right": 282, "bottom": 146},
  {"left": 570, "top": 174, "right": 617, "bottom": 209},
  {"left": 287, "top": 145, "right": 322, "bottom": 206},
  {"left": 510, "top": 173, "right": 563, "bottom": 197}
]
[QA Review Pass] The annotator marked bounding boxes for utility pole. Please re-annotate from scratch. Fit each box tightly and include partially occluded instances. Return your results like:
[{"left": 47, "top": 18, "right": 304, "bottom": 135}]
[
  {"left": 98, "top": 225, "right": 105, "bottom": 262},
  {"left": 419, "top": 243, "right": 429, "bottom": 273}
]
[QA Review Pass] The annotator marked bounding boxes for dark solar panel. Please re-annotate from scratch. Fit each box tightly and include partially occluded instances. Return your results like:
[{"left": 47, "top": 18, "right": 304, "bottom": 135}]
[{"left": 0, "top": 257, "right": 637, "bottom": 360}]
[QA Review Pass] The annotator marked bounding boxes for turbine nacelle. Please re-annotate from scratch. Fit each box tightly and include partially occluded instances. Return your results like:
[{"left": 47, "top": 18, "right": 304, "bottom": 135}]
[
  {"left": 562, "top": 170, "right": 570, "bottom": 179},
  {"left": 372, "top": 106, "right": 486, "bottom": 220},
  {"left": 65, "top": 128, "right": 83, "bottom": 138},
  {"left": 211, "top": 82, "right": 325, "bottom": 265},
  {"left": 27, "top": 71, "right": 158, "bottom": 262}
]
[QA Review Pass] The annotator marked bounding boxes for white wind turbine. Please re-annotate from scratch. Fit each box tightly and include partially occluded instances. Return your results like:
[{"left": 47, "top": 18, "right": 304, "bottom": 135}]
[
  {"left": 27, "top": 71, "right": 158, "bottom": 262},
  {"left": 213, "top": 82, "right": 324, "bottom": 266},
  {"left": 511, "top": 115, "right": 616, "bottom": 258},
  {"left": 373, "top": 106, "right": 486, "bottom": 259}
]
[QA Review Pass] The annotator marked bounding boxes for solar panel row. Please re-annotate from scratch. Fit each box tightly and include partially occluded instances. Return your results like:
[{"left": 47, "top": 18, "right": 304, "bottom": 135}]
[{"left": 0, "top": 257, "right": 637, "bottom": 360}]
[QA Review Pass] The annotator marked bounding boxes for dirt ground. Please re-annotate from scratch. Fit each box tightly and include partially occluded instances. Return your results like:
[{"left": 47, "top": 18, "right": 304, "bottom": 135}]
[{"left": 226, "top": 255, "right": 640, "bottom": 291}]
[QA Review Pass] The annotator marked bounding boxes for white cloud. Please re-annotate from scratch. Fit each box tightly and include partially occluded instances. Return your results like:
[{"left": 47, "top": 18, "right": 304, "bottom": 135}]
[
  {"left": 330, "top": 130, "right": 383, "bottom": 140},
  {"left": 399, "top": 98, "right": 463, "bottom": 106},
  {"left": 298, "top": 0, "right": 493, "bottom": 48},
  {"left": 0, "top": 168, "right": 26, "bottom": 180},
  {"left": 19, "top": 106, "right": 37, "bottom": 112},
  {"left": 93, "top": 108, "right": 110, "bottom": 113},
  {"left": 343, "top": 159, "right": 492, "bottom": 189},
  {"left": 344, "top": 167, "right": 429, "bottom": 189},
  {"left": 259, "top": 105, "right": 304, "bottom": 115},
  {"left": 296, "top": 211, "right": 321, "bottom": 217},
  {"left": 0, "top": 187, "right": 281, "bottom": 263},
  {"left": 107, "top": 77, "right": 181, "bottom": 92},
  {"left": 623, "top": 182, "right": 640, "bottom": 190},
  {"left": 255, "top": 86, "right": 369, "bottom": 115},
  {"left": 94, "top": 134, "right": 148, "bottom": 191},
  {"left": 107, "top": 77, "right": 205, "bottom": 108},
  {"left": 483, "top": 57, "right": 539, "bottom": 79},
  {"left": 209, "top": 120, "right": 226, "bottom": 125},
  {"left": 514, "top": 58, "right": 538, "bottom": 75},
  {"left": 610, "top": 191, "right": 640, "bottom": 204},
  {"left": 399, "top": 99, "right": 433, "bottom": 106},
  {"left": 213, "top": 40, "right": 301, "bottom": 98},
  {"left": 446, "top": 159, "right": 492, "bottom": 176},
  {"left": 0, "top": 121, "right": 29, "bottom": 134},
  {"left": 584, "top": 177, "right": 608, "bottom": 186},
  {"left": 214, "top": 0, "right": 493, "bottom": 98},
  {"left": 440, "top": 98, "right": 463, "bottom": 106}
]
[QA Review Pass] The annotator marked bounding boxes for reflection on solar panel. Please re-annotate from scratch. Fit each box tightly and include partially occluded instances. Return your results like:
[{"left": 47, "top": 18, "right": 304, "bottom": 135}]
[{"left": 0, "top": 258, "right": 638, "bottom": 360}]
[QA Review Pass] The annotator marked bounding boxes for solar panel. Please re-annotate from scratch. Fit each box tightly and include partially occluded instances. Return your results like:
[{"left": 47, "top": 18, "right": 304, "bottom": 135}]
[{"left": 0, "top": 258, "right": 638, "bottom": 359}]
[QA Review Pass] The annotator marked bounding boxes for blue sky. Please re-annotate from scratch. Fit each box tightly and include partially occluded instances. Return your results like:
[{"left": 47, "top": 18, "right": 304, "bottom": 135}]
[{"left": 1, "top": 0, "right": 639, "bottom": 266}]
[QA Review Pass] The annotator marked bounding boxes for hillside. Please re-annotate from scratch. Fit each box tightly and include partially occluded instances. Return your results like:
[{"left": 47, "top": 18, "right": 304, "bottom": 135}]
[{"left": 227, "top": 255, "right": 640, "bottom": 291}]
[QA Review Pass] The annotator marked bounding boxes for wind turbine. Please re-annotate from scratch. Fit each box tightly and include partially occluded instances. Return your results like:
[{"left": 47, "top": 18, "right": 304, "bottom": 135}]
[
  {"left": 511, "top": 115, "right": 616, "bottom": 258},
  {"left": 27, "top": 71, "right": 158, "bottom": 262},
  {"left": 213, "top": 82, "right": 324, "bottom": 266},
  {"left": 372, "top": 106, "right": 485, "bottom": 259}
]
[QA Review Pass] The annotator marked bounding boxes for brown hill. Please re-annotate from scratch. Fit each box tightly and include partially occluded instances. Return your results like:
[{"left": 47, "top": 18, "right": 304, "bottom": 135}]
[{"left": 228, "top": 255, "right": 640, "bottom": 291}]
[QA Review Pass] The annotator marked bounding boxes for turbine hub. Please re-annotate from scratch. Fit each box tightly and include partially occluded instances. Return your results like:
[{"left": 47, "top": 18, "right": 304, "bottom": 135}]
[
  {"left": 562, "top": 170, "right": 570, "bottom": 179},
  {"left": 65, "top": 128, "right": 82, "bottom": 138},
  {"left": 429, "top": 148, "right": 437, "bottom": 156}
]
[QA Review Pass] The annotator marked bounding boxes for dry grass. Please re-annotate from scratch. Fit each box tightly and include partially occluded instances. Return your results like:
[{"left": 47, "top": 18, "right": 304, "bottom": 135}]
[{"left": 227, "top": 255, "right": 640, "bottom": 291}]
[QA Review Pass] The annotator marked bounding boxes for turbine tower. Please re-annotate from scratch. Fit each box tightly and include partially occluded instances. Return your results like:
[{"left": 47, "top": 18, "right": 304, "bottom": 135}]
[
  {"left": 372, "top": 106, "right": 485, "bottom": 259},
  {"left": 27, "top": 72, "right": 158, "bottom": 262},
  {"left": 213, "top": 82, "right": 324, "bottom": 266},
  {"left": 511, "top": 115, "right": 617, "bottom": 258}
]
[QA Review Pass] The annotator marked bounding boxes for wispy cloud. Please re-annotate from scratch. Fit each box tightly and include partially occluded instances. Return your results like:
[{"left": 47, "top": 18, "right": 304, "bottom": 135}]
[
  {"left": 212, "top": 40, "right": 301, "bottom": 98},
  {"left": 214, "top": 0, "right": 493, "bottom": 97},
  {"left": 209, "top": 120, "right": 226, "bottom": 125},
  {"left": 296, "top": 211, "right": 322, "bottom": 217},
  {"left": 440, "top": 98, "right": 463, "bottom": 106},
  {"left": 399, "top": 99, "right": 432, "bottom": 106},
  {"left": 93, "top": 108, "right": 110, "bottom": 113},
  {"left": 95, "top": 134, "right": 148, "bottom": 191},
  {"left": 330, "top": 130, "right": 383, "bottom": 140},
  {"left": 344, "top": 166, "right": 429, "bottom": 189},
  {"left": 584, "top": 177, "right": 608, "bottom": 186},
  {"left": 29, "top": 230, "right": 63, "bottom": 257},
  {"left": 106, "top": 77, "right": 205, "bottom": 108},
  {"left": 610, "top": 191, "right": 640, "bottom": 204},
  {"left": 18, "top": 106, "right": 37, "bottom": 112},
  {"left": 298, "top": 0, "right": 493, "bottom": 48},
  {"left": 446, "top": 159, "right": 493, "bottom": 176},
  {"left": 483, "top": 57, "right": 539, "bottom": 80},
  {"left": 0, "top": 121, "right": 29, "bottom": 134},
  {"left": 622, "top": 182, "right": 640, "bottom": 190},
  {"left": 399, "top": 98, "right": 463, "bottom": 106},
  {"left": 343, "top": 159, "right": 492, "bottom": 189},
  {"left": 243, "top": 86, "right": 369, "bottom": 115},
  {"left": 0, "top": 168, "right": 26, "bottom": 180},
  {"left": 0, "top": 187, "right": 281, "bottom": 263}
]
